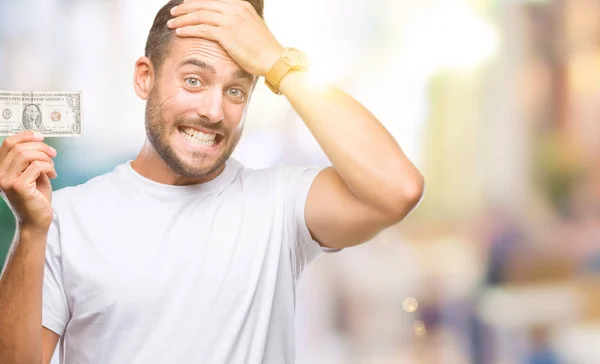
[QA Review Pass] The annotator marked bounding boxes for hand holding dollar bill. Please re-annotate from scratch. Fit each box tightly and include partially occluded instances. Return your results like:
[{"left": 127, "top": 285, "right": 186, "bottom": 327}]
[{"left": 0, "top": 91, "right": 82, "bottom": 137}]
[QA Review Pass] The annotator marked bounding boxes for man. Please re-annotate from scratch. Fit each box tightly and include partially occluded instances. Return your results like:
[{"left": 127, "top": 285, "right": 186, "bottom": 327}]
[
  {"left": 0, "top": 0, "right": 424, "bottom": 363},
  {"left": 22, "top": 104, "right": 42, "bottom": 130}
]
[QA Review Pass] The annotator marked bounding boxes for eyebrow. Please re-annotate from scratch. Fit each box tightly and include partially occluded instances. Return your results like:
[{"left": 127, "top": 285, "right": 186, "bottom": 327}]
[
  {"left": 179, "top": 58, "right": 255, "bottom": 83},
  {"left": 234, "top": 68, "right": 255, "bottom": 83}
]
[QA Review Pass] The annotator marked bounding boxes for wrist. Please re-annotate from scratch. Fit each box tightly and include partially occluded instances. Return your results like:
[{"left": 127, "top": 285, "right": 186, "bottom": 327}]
[
  {"left": 18, "top": 224, "right": 50, "bottom": 240},
  {"left": 263, "top": 46, "right": 285, "bottom": 77},
  {"left": 278, "top": 69, "right": 310, "bottom": 95},
  {"left": 264, "top": 47, "right": 310, "bottom": 95}
]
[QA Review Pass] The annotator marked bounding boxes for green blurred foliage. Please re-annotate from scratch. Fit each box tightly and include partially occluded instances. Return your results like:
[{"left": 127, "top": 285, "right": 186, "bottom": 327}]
[
  {"left": 0, "top": 200, "right": 15, "bottom": 265},
  {"left": 533, "top": 131, "right": 585, "bottom": 216}
]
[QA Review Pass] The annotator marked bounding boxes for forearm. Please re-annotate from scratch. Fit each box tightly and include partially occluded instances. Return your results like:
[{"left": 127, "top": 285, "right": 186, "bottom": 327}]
[
  {"left": 280, "top": 71, "right": 424, "bottom": 215},
  {"left": 0, "top": 227, "right": 47, "bottom": 364}
]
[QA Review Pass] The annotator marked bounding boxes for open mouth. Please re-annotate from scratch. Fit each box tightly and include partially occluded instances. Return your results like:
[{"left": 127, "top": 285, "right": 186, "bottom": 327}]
[{"left": 177, "top": 126, "right": 223, "bottom": 147}]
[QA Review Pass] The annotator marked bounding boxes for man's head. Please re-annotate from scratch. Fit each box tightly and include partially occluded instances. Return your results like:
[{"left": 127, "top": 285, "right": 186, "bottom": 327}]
[
  {"left": 24, "top": 105, "right": 40, "bottom": 123},
  {"left": 145, "top": 0, "right": 264, "bottom": 74},
  {"left": 23, "top": 104, "right": 41, "bottom": 130},
  {"left": 134, "top": 0, "right": 264, "bottom": 181}
]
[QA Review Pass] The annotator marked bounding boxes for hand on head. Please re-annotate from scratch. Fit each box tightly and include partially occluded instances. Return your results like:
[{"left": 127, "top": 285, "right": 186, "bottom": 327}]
[{"left": 167, "top": 0, "right": 284, "bottom": 77}]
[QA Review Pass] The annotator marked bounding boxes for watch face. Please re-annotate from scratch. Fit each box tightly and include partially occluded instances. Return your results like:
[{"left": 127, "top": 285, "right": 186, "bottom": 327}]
[
  {"left": 287, "top": 48, "right": 310, "bottom": 68},
  {"left": 288, "top": 48, "right": 302, "bottom": 58},
  {"left": 265, "top": 47, "right": 310, "bottom": 94}
]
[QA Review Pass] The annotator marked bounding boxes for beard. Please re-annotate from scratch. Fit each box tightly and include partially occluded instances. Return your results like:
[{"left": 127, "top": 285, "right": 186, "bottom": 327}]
[{"left": 144, "top": 87, "right": 243, "bottom": 179}]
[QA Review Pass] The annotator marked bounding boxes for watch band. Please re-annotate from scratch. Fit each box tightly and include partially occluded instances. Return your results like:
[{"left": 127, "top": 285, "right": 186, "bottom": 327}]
[
  {"left": 265, "top": 48, "right": 309, "bottom": 95},
  {"left": 265, "top": 55, "right": 292, "bottom": 95}
]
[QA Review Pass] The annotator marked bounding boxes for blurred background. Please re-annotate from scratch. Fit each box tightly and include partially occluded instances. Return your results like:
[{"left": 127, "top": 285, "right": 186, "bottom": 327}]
[{"left": 1, "top": 0, "right": 600, "bottom": 363}]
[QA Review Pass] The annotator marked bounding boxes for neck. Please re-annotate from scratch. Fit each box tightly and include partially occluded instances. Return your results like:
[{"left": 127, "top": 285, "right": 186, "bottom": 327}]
[{"left": 131, "top": 141, "right": 225, "bottom": 186}]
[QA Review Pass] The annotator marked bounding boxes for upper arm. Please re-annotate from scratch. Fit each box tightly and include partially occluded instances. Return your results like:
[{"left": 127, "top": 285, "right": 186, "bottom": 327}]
[
  {"left": 305, "top": 167, "right": 405, "bottom": 249},
  {"left": 42, "top": 214, "right": 70, "bottom": 347},
  {"left": 42, "top": 327, "right": 60, "bottom": 364}
]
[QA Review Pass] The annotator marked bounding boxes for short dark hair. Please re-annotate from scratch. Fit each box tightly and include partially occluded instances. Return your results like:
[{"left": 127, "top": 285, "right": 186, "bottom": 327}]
[{"left": 145, "top": 0, "right": 264, "bottom": 73}]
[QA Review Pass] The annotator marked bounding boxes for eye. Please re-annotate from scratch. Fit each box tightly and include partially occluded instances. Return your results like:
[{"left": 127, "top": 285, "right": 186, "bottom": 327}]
[
  {"left": 185, "top": 77, "right": 202, "bottom": 88},
  {"left": 226, "top": 88, "right": 245, "bottom": 99}
]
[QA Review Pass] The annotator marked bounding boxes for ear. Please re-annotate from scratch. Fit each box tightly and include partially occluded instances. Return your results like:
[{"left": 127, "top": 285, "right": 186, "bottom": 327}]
[{"left": 134, "top": 56, "right": 154, "bottom": 100}]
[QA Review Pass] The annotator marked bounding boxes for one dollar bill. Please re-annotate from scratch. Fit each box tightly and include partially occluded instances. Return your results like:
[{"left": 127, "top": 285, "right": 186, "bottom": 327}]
[{"left": 0, "top": 91, "right": 82, "bottom": 137}]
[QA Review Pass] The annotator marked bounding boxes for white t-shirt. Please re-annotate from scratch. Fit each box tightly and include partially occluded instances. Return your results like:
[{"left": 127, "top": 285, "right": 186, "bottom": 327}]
[{"left": 43, "top": 158, "right": 330, "bottom": 364}]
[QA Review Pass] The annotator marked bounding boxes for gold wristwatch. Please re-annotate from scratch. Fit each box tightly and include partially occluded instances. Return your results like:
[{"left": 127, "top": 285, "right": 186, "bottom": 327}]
[{"left": 264, "top": 47, "right": 310, "bottom": 95}]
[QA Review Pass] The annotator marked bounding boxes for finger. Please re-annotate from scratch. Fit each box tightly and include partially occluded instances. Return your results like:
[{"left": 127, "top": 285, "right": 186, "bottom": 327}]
[
  {"left": 0, "top": 142, "right": 57, "bottom": 176},
  {"left": 2, "top": 150, "right": 56, "bottom": 181},
  {"left": 181, "top": 0, "right": 238, "bottom": 5},
  {"left": 175, "top": 24, "right": 220, "bottom": 41},
  {"left": 172, "top": 0, "right": 236, "bottom": 17},
  {"left": 167, "top": 10, "right": 228, "bottom": 29},
  {"left": 0, "top": 131, "right": 44, "bottom": 161},
  {"left": 13, "top": 161, "right": 56, "bottom": 194}
]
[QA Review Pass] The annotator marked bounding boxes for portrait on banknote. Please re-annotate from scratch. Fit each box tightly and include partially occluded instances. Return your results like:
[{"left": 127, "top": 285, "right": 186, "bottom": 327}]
[{"left": 22, "top": 104, "right": 42, "bottom": 130}]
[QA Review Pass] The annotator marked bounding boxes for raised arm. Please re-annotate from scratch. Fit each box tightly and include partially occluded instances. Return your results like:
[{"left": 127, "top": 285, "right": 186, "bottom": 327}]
[
  {"left": 281, "top": 74, "right": 424, "bottom": 249},
  {"left": 168, "top": 0, "right": 425, "bottom": 248},
  {"left": 0, "top": 132, "right": 60, "bottom": 364}
]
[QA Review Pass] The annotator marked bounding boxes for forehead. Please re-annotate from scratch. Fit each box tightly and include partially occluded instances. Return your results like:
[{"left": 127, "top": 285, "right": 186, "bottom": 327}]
[{"left": 166, "top": 37, "right": 242, "bottom": 73}]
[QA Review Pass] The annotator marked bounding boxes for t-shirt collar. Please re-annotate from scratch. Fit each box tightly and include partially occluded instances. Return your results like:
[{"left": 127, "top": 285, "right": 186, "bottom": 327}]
[{"left": 116, "top": 158, "right": 243, "bottom": 195}]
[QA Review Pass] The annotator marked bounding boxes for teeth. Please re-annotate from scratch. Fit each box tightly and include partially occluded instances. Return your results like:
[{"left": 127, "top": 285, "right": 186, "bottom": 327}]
[
  {"left": 180, "top": 127, "right": 217, "bottom": 146},
  {"left": 180, "top": 127, "right": 216, "bottom": 141}
]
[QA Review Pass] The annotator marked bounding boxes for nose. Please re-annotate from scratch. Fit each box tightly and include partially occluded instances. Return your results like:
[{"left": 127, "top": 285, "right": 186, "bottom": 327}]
[{"left": 196, "top": 88, "right": 225, "bottom": 123}]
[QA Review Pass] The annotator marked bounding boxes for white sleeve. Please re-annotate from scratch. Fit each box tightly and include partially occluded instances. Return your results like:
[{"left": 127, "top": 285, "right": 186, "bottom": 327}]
[
  {"left": 42, "top": 213, "right": 70, "bottom": 336},
  {"left": 282, "top": 165, "right": 339, "bottom": 280}
]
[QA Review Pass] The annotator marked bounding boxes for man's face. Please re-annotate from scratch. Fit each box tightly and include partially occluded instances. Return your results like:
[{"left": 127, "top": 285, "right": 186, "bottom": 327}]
[
  {"left": 145, "top": 37, "right": 255, "bottom": 179},
  {"left": 25, "top": 105, "right": 39, "bottom": 122}
]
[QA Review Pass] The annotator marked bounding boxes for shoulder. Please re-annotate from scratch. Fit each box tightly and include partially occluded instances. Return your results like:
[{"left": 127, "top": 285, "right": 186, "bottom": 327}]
[
  {"left": 233, "top": 162, "right": 326, "bottom": 207},
  {"left": 238, "top": 162, "right": 324, "bottom": 187}
]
